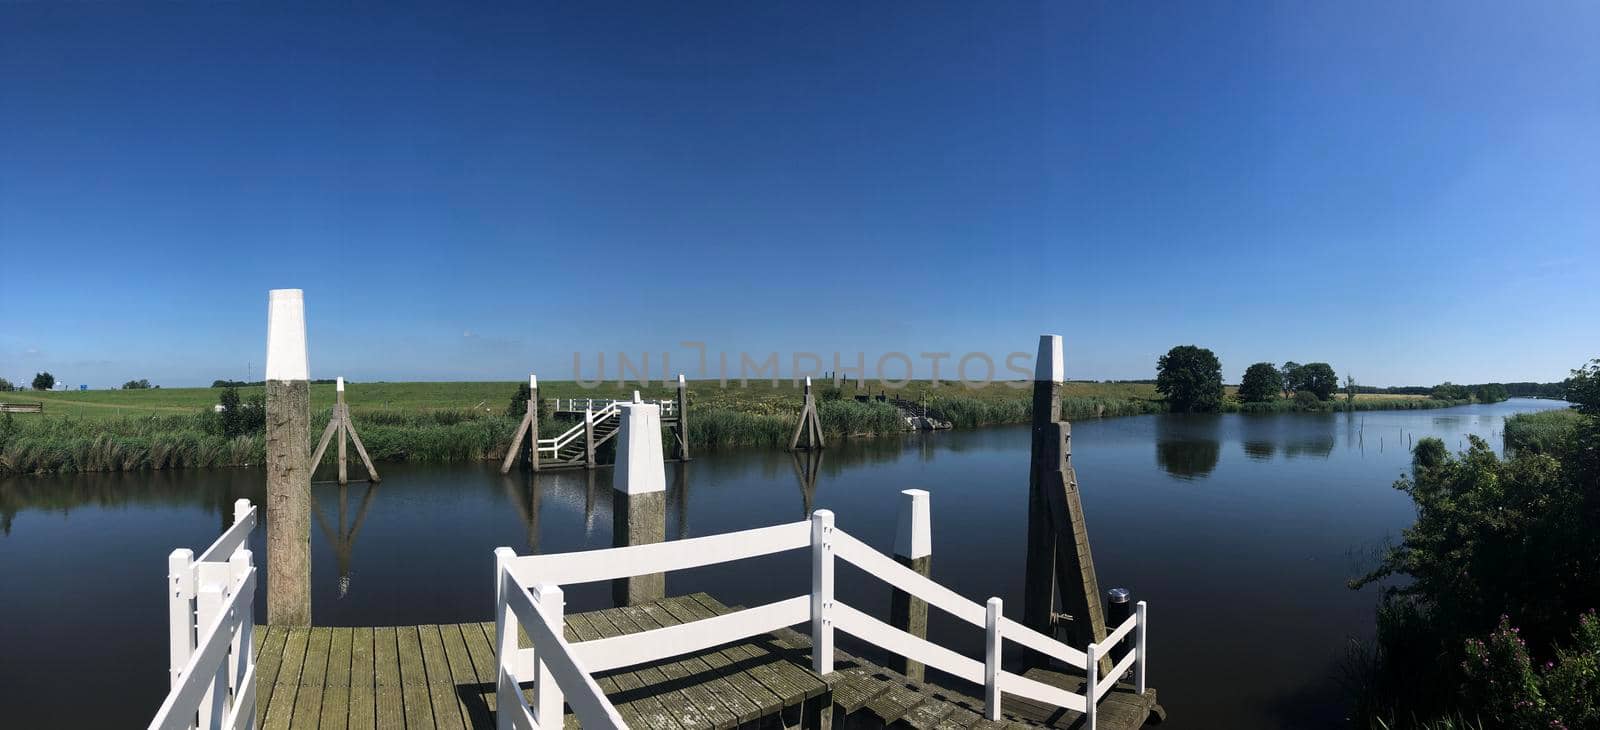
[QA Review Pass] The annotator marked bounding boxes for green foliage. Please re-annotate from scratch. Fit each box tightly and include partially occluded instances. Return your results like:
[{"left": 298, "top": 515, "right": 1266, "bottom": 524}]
[
  {"left": 1460, "top": 613, "right": 1600, "bottom": 729},
  {"left": 31, "top": 372, "right": 55, "bottom": 391},
  {"left": 122, "top": 379, "right": 152, "bottom": 390},
  {"left": 1281, "top": 361, "right": 1303, "bottom": 398},
  {"left": 1349, "top": 358, "right": 1600, "bottom": 725},
  {"left": 1299, "top": 362, "right": 1338, "bottom": 400},
  {"left": 1238, "top": 362, "right": 1283, "bottom": 403},
  {"left": 0, "top": 377, "right": 13, "bottom": 392},
  {"left": 1293, "top": 390, "right": 1322, "bottom": 408},
  {"left": 1432, "top": 382, "right": 1471, "bottom": 401},
  {"left": 506, "top": 383, "right": 531, "bottom": 420},
  {"left": 1472, "top": 383, "right": 1508, "bottom": 404},
  {"left": 1156, "top": 345, "right": 1223, "bottom": 412},
  {"left": 1503, "top": 410, "right": 1583, "bottom": 457},
  {"left": 215, "top": 387, "right": 265, "bottom": 439}
]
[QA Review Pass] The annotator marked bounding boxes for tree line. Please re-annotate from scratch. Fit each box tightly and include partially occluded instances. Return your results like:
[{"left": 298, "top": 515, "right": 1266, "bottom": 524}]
[{"left": 1155, "top": 346, "right": 1524, "bottom": 413}]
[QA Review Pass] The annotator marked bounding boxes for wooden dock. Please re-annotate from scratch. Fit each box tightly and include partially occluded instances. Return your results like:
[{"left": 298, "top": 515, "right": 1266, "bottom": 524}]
[{"left": 249, "top": 594, "right": 1158, "bottom": 730}]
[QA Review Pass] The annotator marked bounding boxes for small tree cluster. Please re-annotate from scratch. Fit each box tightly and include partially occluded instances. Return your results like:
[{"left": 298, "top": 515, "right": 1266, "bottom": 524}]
[
  {"left": 216, "top": 387, "right": 265, "bottom": 438},
  {"left": 1156, "top": 345, "right": 1224, "bottom": 412},
  {"left": 1278, "top": 361, "right": 1338, "bottom": 401},
  {"left": 1238, "top": 362, "right": 1284, "bottom": 403},
  {"left": 0, "top": 377, "right": 13, "bottom": 392},
  {"left": 122, "top": 379, "right": 152, "bottom": 390},
  {"left": 31, "top": 372, "right": 55, "bottom": 391}
]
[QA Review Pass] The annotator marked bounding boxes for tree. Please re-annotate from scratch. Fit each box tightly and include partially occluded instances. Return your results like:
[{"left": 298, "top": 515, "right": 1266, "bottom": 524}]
[
  {"left": 1432, "top": 382, "right": 1470, "bottom": 401},
  {"left": 31, "top": 372, "right": 55, "bottom": 391},
  {"left": 0, "top": 377, "right": 12, "bottom": 392},
  {"left": 1281, "top": 361, "right": 1304, "bottom": 397},
  {"left": 1474, "top": 383, "right": 1508, "bottom": 404},
  {"left": 1345, "top": 374, "right": 1358, "bottom": 411},
  {"left": 1293, "top": 390, "right": 1321, "bottom": 409},
  {"left": 1299, "top": 363, "right": 1337, "bottom": 401},
  {"left": 1156, "top": 345, "right": 1223, "bottom": 412},
  {"left": 122, "top": 379, "right": 152, "bottom": 390},
  {"left": 1238, "top": 362, "right": 1283, "bottom": 403}
]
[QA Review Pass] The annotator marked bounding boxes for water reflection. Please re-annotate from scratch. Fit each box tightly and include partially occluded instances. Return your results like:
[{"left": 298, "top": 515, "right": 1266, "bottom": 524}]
[
  {"left": 1154, "top": 415, "right": 1221, "bottom": 479},
  {"left": 311, "top": 483, "right": 379, "bottom": 599},
  {"left": 790, "top": 449, "right": 824, "bottom": 518}
]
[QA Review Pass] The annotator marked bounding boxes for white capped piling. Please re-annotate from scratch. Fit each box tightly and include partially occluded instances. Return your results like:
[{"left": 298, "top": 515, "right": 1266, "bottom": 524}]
[
  {"left": 265, "top": 289, "right": 312, "bottom": 626},
  {"left": 612, "top": 401, "right": 667, "bottom": 605},
  {"left": 675, "top": 373, "right": 690, "bottom": 461},
  {"left": 890, "top": 489, "right": 933, "bottom": 680}
]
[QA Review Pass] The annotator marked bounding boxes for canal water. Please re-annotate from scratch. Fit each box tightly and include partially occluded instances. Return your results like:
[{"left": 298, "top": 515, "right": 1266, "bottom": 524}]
[{"left": 0, "top": 399, "right": 1567, "bottom": 728}]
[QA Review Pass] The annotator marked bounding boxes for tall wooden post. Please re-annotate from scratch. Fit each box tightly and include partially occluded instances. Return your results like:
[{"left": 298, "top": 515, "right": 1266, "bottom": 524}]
[
  {"left": 583, "top": 406, "right": 596, "bottom": 469},
  {"left": 1021, "top": 334, "right": 1108, "bottom": 670},
  {"left": 789, "top": 376, "right": 825, "bottom": 451},
  {"left": 612, "top": 402, "right": 666, "bottom": 606},
  {"left": 265, "top": 289, "right": 311, "bottom": 626},
  {"left": 336, "top": 378, "right": 348, "bottom": 485},
  {"left": 674, "top": 373, "right": 690, "bottom": 461},
  {"left": 890, "top": 488, "right": 932, "bottom": 680},
  {"left": 311, "top": 376, "right": 379, "bottom": 484}
]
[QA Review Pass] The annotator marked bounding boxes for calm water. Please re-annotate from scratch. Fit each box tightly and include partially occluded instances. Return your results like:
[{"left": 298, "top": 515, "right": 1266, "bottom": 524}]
[{"left": 0, "top": 399, "right": 1567, "bottom": 728}]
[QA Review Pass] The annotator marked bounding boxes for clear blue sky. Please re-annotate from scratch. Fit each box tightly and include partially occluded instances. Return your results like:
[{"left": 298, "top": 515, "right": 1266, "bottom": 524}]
[{"left": 3, "top": 2, "right": 1597, "bottom": 388}]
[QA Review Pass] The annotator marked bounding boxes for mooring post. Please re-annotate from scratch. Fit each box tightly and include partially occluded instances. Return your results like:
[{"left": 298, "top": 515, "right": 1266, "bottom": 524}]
[
  {"left": 583, "top": 406, "right": 596, "bottom": 469},
  {"left": 612, "top": 401, "right": 667, "bottom": 606},
  {"left": 811, "top": 509, "right": 835, "bottom": 675},
  {"left": 675, "top": 373, "right": 690, "bottom": 462},
  {"left": 529, "top": 374, "right": 541, "bottom": 473},
  {"left": 890, "top": 488, "right": 932, "bottom": 680},
  {"left": 336, "top": 376, "right": 348, "bottom": 486},
  {"left": 1106, "top": 588, "right": 1131, "bottom": 657},
  {"left": 265, "top": 288, "right": 311, "bottom": 626},
  {"left": 1022, "top": 335, "right": 1063, "bottom": 655}
]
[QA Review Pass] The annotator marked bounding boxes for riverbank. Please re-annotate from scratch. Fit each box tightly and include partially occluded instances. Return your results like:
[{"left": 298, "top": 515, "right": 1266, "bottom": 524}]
[{"left": 0, "top": 380, "right": 1479, "bottom": 474}]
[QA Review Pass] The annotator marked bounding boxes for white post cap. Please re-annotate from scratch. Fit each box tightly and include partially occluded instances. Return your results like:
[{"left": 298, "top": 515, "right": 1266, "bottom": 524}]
[
  {"left": 1035, "top": 334, "right": 1063, "bottom": 383},
  {"left": 530, "top": 373, "right": 538, "bottom": 389},
  {"left": 633, "top": 390, "right": 642, "bottom": 403},
  {"left": 805, "top": 376, "right": 812, "bottom": 387},
  {"left": 615, "top": 403, "right": 666, "bottom": 495},
  {"left": 894, "top": 489, "right": 932, "bottom": 559},
  {"left": 266, "top": 289, "right": 308, "bottom": 381},
  {"left": 677, "top": 373, "right": 685, "bottom": 386},
  {"left": 336, "top": 376, "right": 345, "bottom": 392}
]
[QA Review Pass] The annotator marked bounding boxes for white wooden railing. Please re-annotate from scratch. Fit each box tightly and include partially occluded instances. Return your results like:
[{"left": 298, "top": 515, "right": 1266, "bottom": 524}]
[
  {"left": 150, "top": 499, "right": 259, "bottom": 730},
  {"left": 535, "top": 403, "right": 623, "bottom": 458},
  {"left": 494, "top": 502, "right": 1147, "bottom": 730},
  {"left": 549, "top": 398, "right": 676, "bottom": 416}
]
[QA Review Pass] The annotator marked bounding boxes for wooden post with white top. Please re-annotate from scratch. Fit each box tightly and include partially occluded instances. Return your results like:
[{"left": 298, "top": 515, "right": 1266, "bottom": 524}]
[
  {"left": 499, "top": 373, "right": 540, "bottom": 474},
  {"left": 890, "top": 488, "right": 932, "bottom": 680},
  {"left": 789, "top": 376, "right": 825, "bottom": 451},
  {"left": 673, "top": 373, "right": 690, "bottom": 462},
  {"left": 265, "top": 288, "right": 312, "bottom": 626},
  {"left": 612, "top": 401, "right": 667, "bottom": 606},
  {"left": 310, "top": 376, "right": 380, "bottom": 484},
  {"left": 1022, "top": 334, "right": 1110, "bottom": 673}
]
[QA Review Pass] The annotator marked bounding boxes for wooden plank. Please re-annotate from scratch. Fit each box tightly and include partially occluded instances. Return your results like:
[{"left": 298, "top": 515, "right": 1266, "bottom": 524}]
[
  {"left": 608, "top": 606, "right": 715, "bottom": 730},
  {"left": 461, "top": 623, "right": 506, "bottom": 721},
  {"left": 418, "top": 625, "right": 467, "bottom": 730},
  {"left": 289, "top": 626, "right": 332, "bottom": 730},
  {"left": 633, "top": 601, "right": 752, "bottom": 729},
  {"left": 583, "top": 609, "right": 684, "bottom": 730},
  {"left": 372, "top": 627, "right": 405, "bottom": 730},
  {"left": 347, "top": 627, "right": 376, "bottom": 730},
  {"left": 253, "top": 627, "right": 287, "bottom": 727},
  {"left": 264, "top": 627, "right": 310, "bottom": 730},
  {"left": 656, "top": 597, "right": 786, "bottom": 718},
  {"left": 320, "top": 627, "right": 353, "bottom": 730},
  {"left": 396, "top": 625, "right": 437, "bottom": 729},
  {"left": 440, "top": 624, "right": 493, "bottom": 730},
  {"left": 683, "top": 594, "right": 823, "bottom": 702}
]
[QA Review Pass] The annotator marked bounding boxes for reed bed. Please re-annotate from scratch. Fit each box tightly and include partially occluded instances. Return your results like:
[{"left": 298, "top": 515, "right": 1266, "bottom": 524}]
[{"left": 1502, "top": 408, "right": 1583, "bottom": 455}]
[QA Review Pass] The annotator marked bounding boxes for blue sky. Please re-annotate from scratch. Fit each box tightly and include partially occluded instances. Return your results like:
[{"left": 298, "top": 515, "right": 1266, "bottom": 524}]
[{"left": 2, "top": 2, "right": 1597, "bottom": 388}]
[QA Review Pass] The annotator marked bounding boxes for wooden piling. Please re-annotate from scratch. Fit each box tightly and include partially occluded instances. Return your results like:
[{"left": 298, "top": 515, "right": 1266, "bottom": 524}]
[
  {"left": 310, "top": 377, "right": 379, "bottom": 484},
  {"left": 498, "top": 373, "right": 539, "bottom": 474},
  {"left": 613, "top": 402, "right": 667, "bottom": 606},
  {"left": 789, "top": 377, "right": 825, "bottom": 451},
  {"left": 674, "top": 373, "right": 690, "bottom": 462},
  {"left": 265, "top": 289, "right": 312, "bottom": 626},
  {"left": 890, "top": 489, "right": 932, "bottom": 681}
]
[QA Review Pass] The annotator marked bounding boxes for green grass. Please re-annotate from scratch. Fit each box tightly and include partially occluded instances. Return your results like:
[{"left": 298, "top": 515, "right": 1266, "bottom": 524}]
[{"left": 1503, "top": 408, "right": 1584, "bottom": 455}]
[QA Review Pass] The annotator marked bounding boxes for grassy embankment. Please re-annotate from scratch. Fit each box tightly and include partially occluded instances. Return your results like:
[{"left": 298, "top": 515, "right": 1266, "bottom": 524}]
[
  {"left": 1502, "top": 408, "right": 1585, "bottom": 455},
  {"left": 0, "top": 380, "right": 1454, "bottom": 474}
]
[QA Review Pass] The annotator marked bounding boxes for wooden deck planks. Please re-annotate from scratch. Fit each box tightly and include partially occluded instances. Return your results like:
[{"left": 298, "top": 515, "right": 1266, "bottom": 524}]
[
  {"left": 418, "top": 625, "right": 467, "bottom": 730},
  {"left": 288, "top": 626, "right": 331, "bottom": 730},
  {"left": 396, "top": 625, "right": 437, "bottom": 729},
  {"left": 348, "top": 627, "right": 376, "bottom": 730},
  {"left": 372, "top": 627, "right": 406, "bottom": 730},
  {"left": 320, "top": 627, "right": 353, "bottom": 730},
  {"left": 263, "top": 627, "right": 309, "bottom": 730}
]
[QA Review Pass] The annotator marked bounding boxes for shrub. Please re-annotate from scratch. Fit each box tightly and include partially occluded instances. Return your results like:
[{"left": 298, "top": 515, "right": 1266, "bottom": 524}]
[
  {"left": 1293, "top": 390, "right": 1321, "bottom": 408},
  {"left": 31, "top": 372, "right": 55, "bottom": 391}
]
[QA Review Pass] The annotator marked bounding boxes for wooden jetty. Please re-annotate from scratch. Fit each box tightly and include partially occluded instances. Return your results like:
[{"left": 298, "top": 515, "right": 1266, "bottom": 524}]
[
  {"left": 150, "top": 498, "right": 1160, "bottom": 730},
  {"left": 503, "top": 374, "right": 691, "bottom": 473}
]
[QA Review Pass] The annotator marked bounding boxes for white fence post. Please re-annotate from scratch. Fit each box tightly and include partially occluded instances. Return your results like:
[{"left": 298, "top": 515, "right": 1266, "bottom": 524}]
[
  {"left": 1134, "top": 600, "right": 1148, "bottom": 695},
  {"left": 811, "top": 509, "right": 834, "bottom": 675},
  {"left": 195, "top": 561, "right": 232, "bottom": 729},
  {"left": 494, "top": 547, "right": 520, "bottom": 730},
  {"left": 229, "top": 550, "right": 254, "bottom": 720},
  {"left": 169, "top": 548, "right": 196, "bottom": 691},
  {"left": 1084, "top": 642, "right": 1099, "bottom": 730},
  {"left": 532, "top": 583, "right": 565, "bottom": 727},
  {"left": 984, "top": 597, "right": 1002, "bottom": 721}
]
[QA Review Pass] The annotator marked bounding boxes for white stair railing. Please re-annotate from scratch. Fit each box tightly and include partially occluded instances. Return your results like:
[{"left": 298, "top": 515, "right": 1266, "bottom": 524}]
[
  {"left": 495, "top": 497, "right": 1147, "bottom": 729},
  {"left": 535, "top": 402, "right": 622, "bottom": 458},
  {"left": 150, "top": 499, "right": 259, "bottom": 730}
]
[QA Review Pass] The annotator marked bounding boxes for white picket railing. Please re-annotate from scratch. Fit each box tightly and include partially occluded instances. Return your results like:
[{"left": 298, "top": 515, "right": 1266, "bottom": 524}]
[
  {"left": 495, "top": 503, "right": 1147, "bottom": 730},
  {"left": 535, "top": 403, "right": 623, "bottom": 458},
  {"left": 150, "top": 499, "right": 259, "bottom": 730},
  {"left": 549, "top": 398, "right": 676, "bottom": 416}
]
